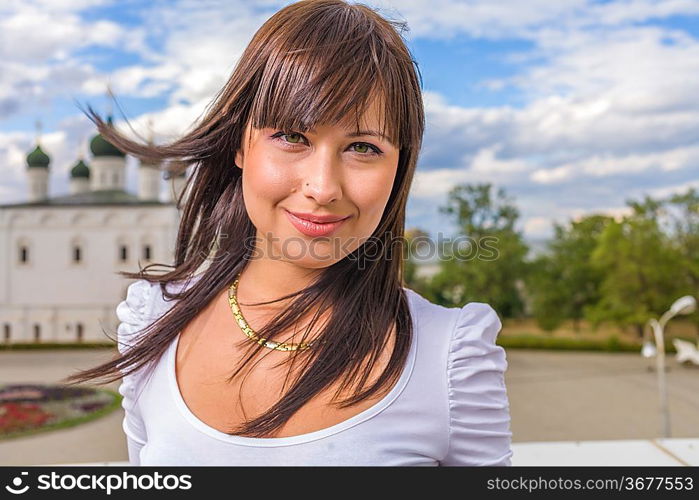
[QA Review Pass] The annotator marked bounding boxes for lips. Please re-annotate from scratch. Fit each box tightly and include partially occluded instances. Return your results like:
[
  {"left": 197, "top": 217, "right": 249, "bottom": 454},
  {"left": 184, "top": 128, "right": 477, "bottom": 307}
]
[
  {"left": 284, "top": 209, "right": 351, "bottom": 237},
  {"left": 285, "top": 210, "right": 350, "bottom": 223}
]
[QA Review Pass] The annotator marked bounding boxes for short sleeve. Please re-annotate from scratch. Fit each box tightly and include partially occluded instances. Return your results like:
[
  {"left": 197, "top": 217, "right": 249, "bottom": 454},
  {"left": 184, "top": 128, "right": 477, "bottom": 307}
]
[
  {"left": 442, "top": 302, "right": 513, "bottom": 466},
  {"left": 116, "top": 279, "right": 153, "bottom": 466}
]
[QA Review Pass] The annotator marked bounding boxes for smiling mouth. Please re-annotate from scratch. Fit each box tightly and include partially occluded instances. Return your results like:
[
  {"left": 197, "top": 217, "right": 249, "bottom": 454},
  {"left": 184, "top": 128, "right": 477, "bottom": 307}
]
[
  {"left": 284, "top": 209, "right": 351, "bottom": 223},
  {"left": 284, "top": 209, "right": 351, "bottom": 237}
]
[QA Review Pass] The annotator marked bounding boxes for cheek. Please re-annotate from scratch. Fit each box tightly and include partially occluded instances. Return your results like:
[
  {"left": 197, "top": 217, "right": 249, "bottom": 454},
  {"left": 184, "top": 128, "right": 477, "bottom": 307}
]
[
  {"left": 347, "top": 167, "right": 397, "bottom": 223},
  {"left": 241, "top": 154, "right": 294, "bottom": 225},
  {"left": 243, "top": 153, "right": 295, "bottom": 199}
]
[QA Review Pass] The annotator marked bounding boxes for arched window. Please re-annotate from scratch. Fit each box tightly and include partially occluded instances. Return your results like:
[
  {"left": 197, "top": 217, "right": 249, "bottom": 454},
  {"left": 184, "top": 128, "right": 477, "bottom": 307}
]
[
  {"left": 17, "top": 237, "right": 30, "bottom": 265},
  {"left": 70, "top": 236, "right": 86, "bottom": 265},
  {"left": 33, "top": 324, "right": 41, "bottom": 342},
  {"left": 115, "top": 235, "right": 129, "bottom": 264},
  {"left": 140, "top": 233, "right": 154, "bottom": 263},
  {"left": 76, "top": 323, "right": 84, "bottom": 342},
  {"left": 3, "top": 324, "right": 10, "bottom": 343}
]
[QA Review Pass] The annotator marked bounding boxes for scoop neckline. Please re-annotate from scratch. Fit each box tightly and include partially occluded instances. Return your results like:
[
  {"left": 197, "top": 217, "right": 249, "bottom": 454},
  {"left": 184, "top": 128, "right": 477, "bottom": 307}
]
[{"left": 167, "top": 288, "right": 419, "bottom": 447}]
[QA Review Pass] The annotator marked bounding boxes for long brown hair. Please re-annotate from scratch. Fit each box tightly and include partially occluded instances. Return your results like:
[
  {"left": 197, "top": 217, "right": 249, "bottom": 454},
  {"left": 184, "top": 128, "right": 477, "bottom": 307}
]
[{"left": 64, "top": 0, "right": 425, "bottom": 437}]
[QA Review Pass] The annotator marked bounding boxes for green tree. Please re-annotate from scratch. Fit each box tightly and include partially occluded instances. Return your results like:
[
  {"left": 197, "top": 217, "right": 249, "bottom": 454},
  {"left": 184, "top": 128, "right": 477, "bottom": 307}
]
[
  {"left": 665, "top": 188, "right": 699, "bottom": 334},
  {"left": 431, "top": 183, "right": 529, "bottom": 317},
  {"left": 586, "top": 201, "right": 685, "bottom": 338},
  {"left": 526, "top": 214, "right": 613, "bottom": 332},
  {"left": 403, "top": 227, "right": 434, "bottom": 298}
]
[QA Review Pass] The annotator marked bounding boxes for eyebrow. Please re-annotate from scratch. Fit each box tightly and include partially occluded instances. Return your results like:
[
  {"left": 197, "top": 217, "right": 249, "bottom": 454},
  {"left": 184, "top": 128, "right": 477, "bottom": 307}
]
[{"left": 346, "top": 130, "right": 392, "bottom": 143}]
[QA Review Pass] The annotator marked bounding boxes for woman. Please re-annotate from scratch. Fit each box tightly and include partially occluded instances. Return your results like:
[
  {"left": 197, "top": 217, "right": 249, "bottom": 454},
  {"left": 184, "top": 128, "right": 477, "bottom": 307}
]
[{"left": 65, "top": 0, "right": 513, "bottom": 466}]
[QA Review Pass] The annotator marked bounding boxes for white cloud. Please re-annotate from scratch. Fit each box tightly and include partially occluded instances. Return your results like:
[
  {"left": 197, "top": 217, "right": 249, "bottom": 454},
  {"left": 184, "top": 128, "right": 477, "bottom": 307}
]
[
  {"left": 111, "top": 97, "right": 212, "bottom": 141},
  {"left": 101, "top": 0, "right": 284, "bottom": 105},
  {"left": 647, "top": 179, "right": 699, "bottom": 199},
  {"left": 1, "top": 0, "right": 111, "bottom": 12},
  {"left": 469, "top": 144, "right": 531, "bottom": 174},
  {"left": 531, "top": 144, "right": 699, "bottom": 184},
  {"left": 502, "top": 26, "right": 699, "bottom": 112},
  {"left": 0, "top": 1, "right": 132, "bottom": 121},
  {"left": 82, "top": 63, "right": 181, "bottom": 97},
  {"left": 410, "top": 166, "right": 471, "bottom": 200},
  {"left": 0, "top": 6, "right": 126, "bottom": 60},
  {"left": 369, "top": 0, "right": 699, "bottom": 40},
  {"left": 523, "top": 216, "right": 553, "bottom": 238}
]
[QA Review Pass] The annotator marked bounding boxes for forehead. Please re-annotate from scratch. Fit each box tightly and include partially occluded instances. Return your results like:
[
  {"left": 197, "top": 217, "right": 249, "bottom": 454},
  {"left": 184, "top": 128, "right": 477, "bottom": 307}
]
[
  {"left": 247, "top": 93, "right": 393, "bottom": 142},
  {"left": 347, "top": 96, "right": 386, "bottom": 131}
]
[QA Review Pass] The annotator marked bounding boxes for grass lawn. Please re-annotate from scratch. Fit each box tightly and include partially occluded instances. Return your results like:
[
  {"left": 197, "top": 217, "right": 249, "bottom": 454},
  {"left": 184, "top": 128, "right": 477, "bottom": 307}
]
[
  {"left": 499, "top": 317, "right": 698, "bottom": 352},
  {"left": 0, "top": 387, "right": 122, "bottom": 441}
]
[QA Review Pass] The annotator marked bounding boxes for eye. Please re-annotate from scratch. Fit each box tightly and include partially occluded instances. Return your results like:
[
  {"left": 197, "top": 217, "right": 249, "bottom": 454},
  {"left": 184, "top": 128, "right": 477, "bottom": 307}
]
[
  {"left": 282, "top": 132, "right": 305, "bottom": 144},
  {"left": 350, "top": 143, "right": 382, "bottom": 156},
  {"left": 271, "top": 131, "right": 307, "bottom": 146},
  {"left": 271, "top": 131, "right": 383, "bottom": 156}
]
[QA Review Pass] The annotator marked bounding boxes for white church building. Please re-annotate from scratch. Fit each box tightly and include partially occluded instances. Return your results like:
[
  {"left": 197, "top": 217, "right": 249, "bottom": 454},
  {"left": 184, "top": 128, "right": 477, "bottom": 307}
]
[{"left": 0, "top": 118, "right": 187, "bottom": 344}]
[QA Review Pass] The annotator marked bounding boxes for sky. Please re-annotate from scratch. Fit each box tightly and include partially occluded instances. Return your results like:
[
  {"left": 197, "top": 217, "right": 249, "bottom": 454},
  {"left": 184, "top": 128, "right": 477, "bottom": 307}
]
[{"left": 1, "top": 0, "right": 699, "bottom": 249}]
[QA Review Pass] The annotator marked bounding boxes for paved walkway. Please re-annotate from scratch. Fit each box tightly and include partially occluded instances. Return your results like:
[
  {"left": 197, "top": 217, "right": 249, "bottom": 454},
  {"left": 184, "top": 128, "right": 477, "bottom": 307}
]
[
  {"left": 506, "top": 349, "right": 698, "bottom": 442},
  {"left": 0, "top": 348, "right": 697, "bottom": 465},
  {"left": 511, "top": 438, "right": 699, "bottom": 466}
]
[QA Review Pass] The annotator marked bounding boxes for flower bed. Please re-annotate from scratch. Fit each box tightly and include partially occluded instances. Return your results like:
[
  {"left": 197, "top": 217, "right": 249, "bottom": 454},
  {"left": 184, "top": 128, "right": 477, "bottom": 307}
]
[{"left": 0, "top": 384, "right": 120, "bottom": 440}]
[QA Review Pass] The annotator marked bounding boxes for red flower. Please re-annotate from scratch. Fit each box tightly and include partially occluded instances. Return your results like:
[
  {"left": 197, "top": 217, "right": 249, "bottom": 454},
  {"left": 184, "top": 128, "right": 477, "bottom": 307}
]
[{"left": 0, "top": 402, "right": 53, "bottom": 434}]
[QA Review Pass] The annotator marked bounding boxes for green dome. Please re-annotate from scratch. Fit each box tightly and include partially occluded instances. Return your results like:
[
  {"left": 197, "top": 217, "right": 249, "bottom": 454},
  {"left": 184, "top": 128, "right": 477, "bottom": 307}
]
[
  {"left": 70, "top": 159, "right": 90, "bottom": 179},
  {"left": 27, "top": 145, "right": 50, "bottom": 168},
  {"left": 90, "top": 116, "right": 125, "bottom": 158}
]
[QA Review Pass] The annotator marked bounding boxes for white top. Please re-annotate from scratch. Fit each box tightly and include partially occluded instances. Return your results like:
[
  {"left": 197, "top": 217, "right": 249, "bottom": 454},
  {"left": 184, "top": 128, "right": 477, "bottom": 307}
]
[{"left": 116, "top": 275, "right": 513, "bottom": 466}]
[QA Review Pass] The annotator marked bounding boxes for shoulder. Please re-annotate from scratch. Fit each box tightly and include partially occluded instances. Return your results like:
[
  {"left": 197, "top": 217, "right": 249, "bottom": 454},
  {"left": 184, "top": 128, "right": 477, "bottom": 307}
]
[
  {"left": 115, "top": 274, "right": 206, "bottom": 352},
  {"left": 402, "top": 289, "right": 511, "bottom": 465},
  {"left": 117, "top": 279, "right": 156, "bottom": 322},
  {"left": 451, "top": 302, "right": 503, "bottom": 358},
  {"left": 115, "top": 279, "right": 159, "bottom": 355},
  {"left": 443, "top": 301, "right": 512, "bottom": 466},
  {"left": 402, "top": 287, "right": 462, "bottom": 333},
  {"left": 403, "top": 287, "right": 503, "bottom": 361},
  {"left": 117, "top": 274, "right": 204, "bottom": 325},
  {"left": 447, "top": 301, "right": 506, "bottom": 391}
]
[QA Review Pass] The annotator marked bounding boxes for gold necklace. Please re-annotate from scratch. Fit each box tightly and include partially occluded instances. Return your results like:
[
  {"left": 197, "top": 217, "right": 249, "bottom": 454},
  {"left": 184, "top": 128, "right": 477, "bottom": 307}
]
[{"left": 228, "top": 273, "right": 315, "bottom": 352}]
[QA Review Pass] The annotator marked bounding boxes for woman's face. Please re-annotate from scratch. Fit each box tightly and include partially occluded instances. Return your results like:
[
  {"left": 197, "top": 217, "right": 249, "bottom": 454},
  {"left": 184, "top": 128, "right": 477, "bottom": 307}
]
[{"left": 235, "top": 98, "right": 400, "bottom": 270}]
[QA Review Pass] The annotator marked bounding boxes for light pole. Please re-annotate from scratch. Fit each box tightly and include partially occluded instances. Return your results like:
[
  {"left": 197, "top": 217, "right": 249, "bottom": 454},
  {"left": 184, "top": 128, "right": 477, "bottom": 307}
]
[
  {"left": 647, "top": 295, "right": 697, "bottom": 438},
  {"left": 641, "top": 323, "right": 657, "bottom": 372}
]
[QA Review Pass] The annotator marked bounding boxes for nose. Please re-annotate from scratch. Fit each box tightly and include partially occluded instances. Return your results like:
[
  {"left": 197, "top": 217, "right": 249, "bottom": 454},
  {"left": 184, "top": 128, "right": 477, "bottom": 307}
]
[{"left": 300, "top": 149, "right": 343, "bottom": 205}]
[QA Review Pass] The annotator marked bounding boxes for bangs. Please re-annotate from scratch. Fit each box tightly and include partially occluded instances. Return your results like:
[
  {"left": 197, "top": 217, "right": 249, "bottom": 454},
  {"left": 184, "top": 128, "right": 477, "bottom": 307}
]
[{"left": 247, "top": 16, "right": 407, "bottom": 151}]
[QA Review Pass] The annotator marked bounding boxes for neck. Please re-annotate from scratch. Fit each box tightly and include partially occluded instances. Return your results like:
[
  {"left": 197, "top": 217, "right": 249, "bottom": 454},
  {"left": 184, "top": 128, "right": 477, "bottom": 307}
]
[{"left": 235, "top": 258, "right": 322, "bottom": 313}]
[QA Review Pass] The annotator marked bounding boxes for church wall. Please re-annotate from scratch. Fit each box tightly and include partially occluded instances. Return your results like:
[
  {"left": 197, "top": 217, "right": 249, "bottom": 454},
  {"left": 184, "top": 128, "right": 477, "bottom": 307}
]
[
  {"left": 26, "top": 168, "right": 49, "bottom": 201},
  {"left": 90, "top": 156, "right": 126, "bottom": 191},
  {"left": 138, "top": 167, "right": 161, "bottom": 201},
  {"left": 0, "top": 204, "right": 180, "bottom": 344}
]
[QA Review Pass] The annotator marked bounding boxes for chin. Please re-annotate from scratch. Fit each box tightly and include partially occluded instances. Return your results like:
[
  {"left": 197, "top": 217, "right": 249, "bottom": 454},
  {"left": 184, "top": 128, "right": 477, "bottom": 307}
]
[{"left": 297, "top": 260, "right": 337, "bottom": 271}]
